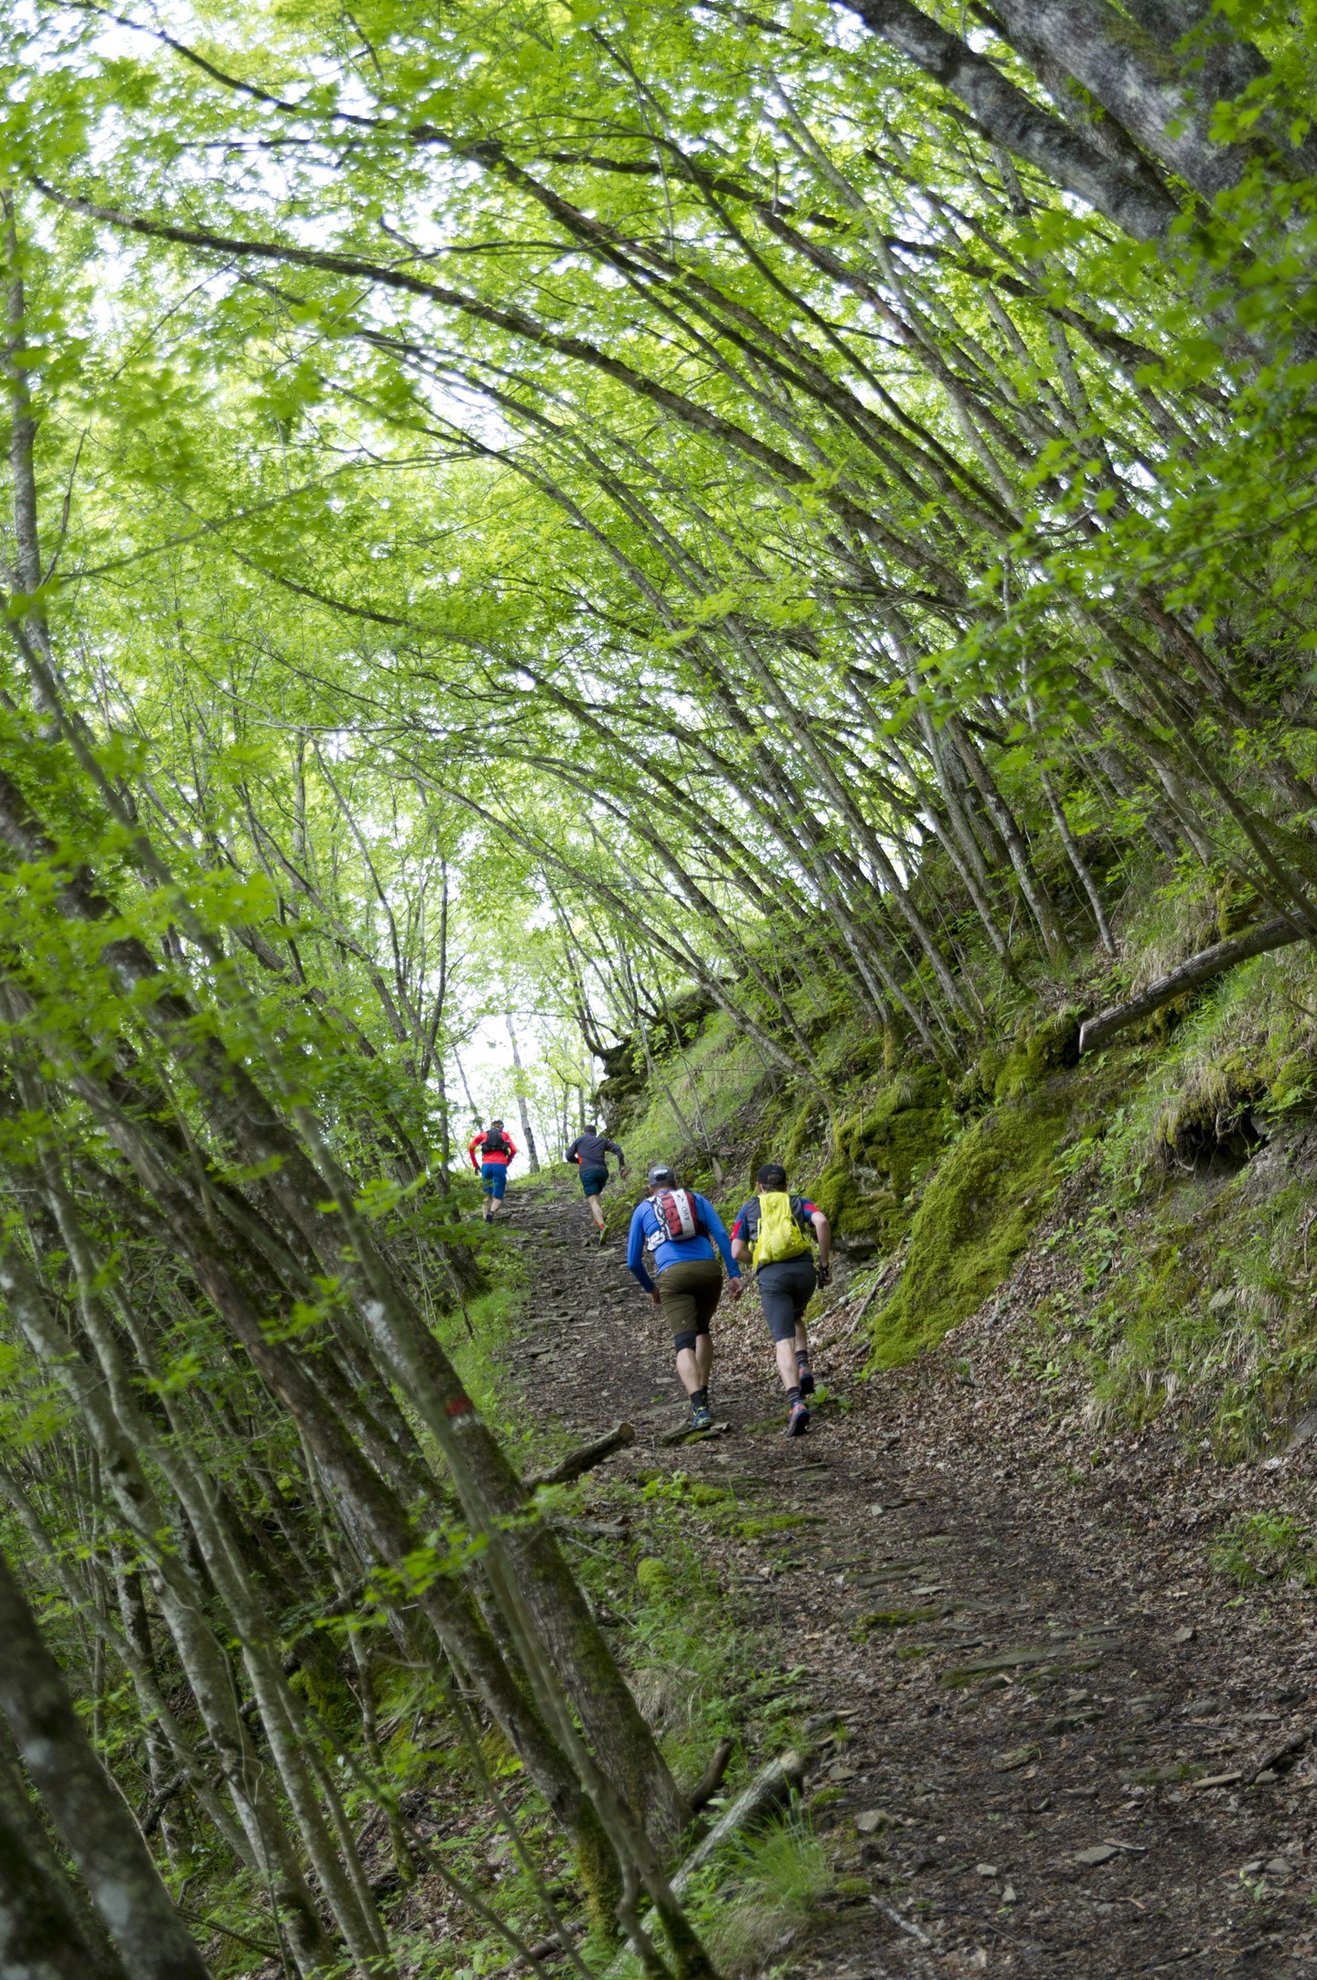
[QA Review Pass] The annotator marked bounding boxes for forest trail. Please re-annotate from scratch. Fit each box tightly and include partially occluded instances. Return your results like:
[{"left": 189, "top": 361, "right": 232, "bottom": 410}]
[{"left": 502, "top": 1179, "right": 1317, "bottom": 1978}]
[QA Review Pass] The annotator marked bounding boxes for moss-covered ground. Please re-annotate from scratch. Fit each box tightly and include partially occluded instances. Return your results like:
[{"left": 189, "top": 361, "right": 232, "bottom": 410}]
[{"left": 604, "top": 882, "right": 1317, "bottom": 1457}]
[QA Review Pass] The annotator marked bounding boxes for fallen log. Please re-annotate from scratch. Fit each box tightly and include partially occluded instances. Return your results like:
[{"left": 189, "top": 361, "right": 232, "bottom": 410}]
[
  {"left": 524, "top": 1421, "right": 635, "bottom": 1490},
  {"left": 673, "top": 1749, "right": 808, "bottom": 1895},
  {"left": 1078, "top": 916, "right": 1302, "bottom": 1055},
  {"left": 598, "top": 1751, "right": 809, "bottom": 1977}
]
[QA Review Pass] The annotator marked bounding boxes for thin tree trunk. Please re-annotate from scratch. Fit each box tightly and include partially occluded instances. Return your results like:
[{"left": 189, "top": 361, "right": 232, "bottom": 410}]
[
  {"left": 505, "top": 1012, "right": 541, "bottom": 1172},
  {"left": 0, "top": 1544, "right": 213, "bottom": 1980},
  {"left": 0, "top": 1721, "right": 130, "bottom": 1980}
]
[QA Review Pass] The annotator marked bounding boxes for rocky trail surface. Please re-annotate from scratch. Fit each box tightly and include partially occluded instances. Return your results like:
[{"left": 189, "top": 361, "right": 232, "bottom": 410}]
[{"left": 500, "top": 1180, "right": 1316, "bottom": 1978}]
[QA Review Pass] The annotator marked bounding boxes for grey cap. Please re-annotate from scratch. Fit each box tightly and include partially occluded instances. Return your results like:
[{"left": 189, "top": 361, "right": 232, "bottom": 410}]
[{"left": 647, "top": 1163, "right": 676, "bottom": 1187}]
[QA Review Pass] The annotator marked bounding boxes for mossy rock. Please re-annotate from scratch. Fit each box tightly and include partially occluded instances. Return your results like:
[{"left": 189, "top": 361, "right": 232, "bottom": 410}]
[
  {"left": 734, "top": 1512, "right": 809, "bottom": 1539},
  {"left": 1215, "top": 873, "right": 1262, "bottom": 941},
  {"left": 808, "top": 1075, "right": 953, "bottom": 1249},
  {"left": 869, "top": 1083, "right": 1076, "bottom": 1369},
  {"left": 1150, "top": 1051, "right": 1264, "bottom": 1169},
  {"left": 635, "top": 1557, "right": 673, "bottom": 1594},
  {"left": 992, "top": 1009, "right": 1082, "bottom": 1103}
]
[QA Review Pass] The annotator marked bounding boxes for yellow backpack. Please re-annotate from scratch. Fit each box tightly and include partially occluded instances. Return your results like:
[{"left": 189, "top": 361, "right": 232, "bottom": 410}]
[{"left": 751, "top": 1192, "right": 812, "bottom": 1267}]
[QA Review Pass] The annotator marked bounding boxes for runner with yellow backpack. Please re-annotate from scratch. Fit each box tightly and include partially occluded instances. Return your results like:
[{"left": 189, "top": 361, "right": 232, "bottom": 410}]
[{"left": 730, "top": 1163, "right": 832, "bottom": 1437}]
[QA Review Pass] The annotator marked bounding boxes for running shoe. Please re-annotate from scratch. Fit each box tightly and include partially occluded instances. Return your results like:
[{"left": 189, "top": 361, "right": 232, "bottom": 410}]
[
  {"left": 785, "top": 1399, "right": 811, "bottom": 1437},
  {"left": 797, "top": 1365, "right": 816, "bottom": 1398},
  {"left": 689, "top": 1402, "right": 713, "bottom": 1432}
]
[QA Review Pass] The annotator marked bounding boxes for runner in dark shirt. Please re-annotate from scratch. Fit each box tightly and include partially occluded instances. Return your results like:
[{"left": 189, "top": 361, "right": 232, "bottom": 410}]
[{"left": 565, "top": 1126, "right": 628, "bottom": 1242}]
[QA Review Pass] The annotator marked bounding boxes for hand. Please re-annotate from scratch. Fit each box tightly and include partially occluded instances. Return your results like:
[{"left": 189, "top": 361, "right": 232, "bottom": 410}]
[
  {"left": 817, "top": 1262, "right": 832, "bottom": 1288},
  {"left": 727, "top": 1277, "right": 745, "bottom": 1301},
  {"left": 650, "top": 1291, "right": 662, "bottom": 1311}
]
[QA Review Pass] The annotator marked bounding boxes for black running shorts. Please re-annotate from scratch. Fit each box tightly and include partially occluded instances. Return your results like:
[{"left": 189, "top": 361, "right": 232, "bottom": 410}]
[{"left": 757, "top": 1256, "right": 817, "bottom": 1342}]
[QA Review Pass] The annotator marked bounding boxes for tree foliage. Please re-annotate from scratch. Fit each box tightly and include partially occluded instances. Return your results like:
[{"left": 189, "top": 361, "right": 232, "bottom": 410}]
[{"left": 1, "top": 0, "right": 1317, "bottom": 1969}]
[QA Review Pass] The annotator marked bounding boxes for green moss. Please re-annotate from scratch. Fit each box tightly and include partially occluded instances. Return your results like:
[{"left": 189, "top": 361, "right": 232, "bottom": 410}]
[
  {"left": 869, "top": 1085, "right": 1075, "bottom": 1368},
  {"left": 635, "top": 1556, "right": 672, "bottom": 1593},
  {"left": 781, "top": 1093, "right": 823, "bottom": 1170},
  {"left": 734, "top": 1513, "right": 809, "bottom": 1539},
  {"left": 805, "top": 1073, "right": 952, "bottom": 1250},
  {"left": 992, "top": 1008, "right": 1082, "bottom": 1103},
  {"left": 852, "top": 1607, "right": 938, "bottom": 1634}
]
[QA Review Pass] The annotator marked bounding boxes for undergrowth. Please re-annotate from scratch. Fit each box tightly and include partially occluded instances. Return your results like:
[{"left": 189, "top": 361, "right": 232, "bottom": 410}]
[
  {"left": 1210, "top": 1512, "right": 1317, "bottom": 1588},
  {"left": 604, "top": 873, "right": 1317, "bottom": 1459}
]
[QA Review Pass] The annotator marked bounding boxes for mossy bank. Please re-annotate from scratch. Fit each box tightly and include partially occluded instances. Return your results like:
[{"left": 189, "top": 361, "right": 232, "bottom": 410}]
[{"left": 605, "top": 909, "right": 1317, "bottom": 1457}]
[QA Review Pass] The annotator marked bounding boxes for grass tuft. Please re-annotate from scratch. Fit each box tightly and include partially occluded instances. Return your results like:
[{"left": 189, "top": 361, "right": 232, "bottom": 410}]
[{"left": 1210, "top": 1512, "right": 1317, "bottom": 1588}]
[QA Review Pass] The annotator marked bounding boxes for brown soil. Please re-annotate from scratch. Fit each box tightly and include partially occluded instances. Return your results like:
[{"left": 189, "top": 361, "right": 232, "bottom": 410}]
[{"left": 501, "top": 1178, "right": 1317, "bottom": 1978}]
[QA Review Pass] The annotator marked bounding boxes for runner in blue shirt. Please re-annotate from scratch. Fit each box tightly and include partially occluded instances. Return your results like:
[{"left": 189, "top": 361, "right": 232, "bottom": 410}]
[{"left": 627, "top": 1164, "right": 742, "bottom": 1432}]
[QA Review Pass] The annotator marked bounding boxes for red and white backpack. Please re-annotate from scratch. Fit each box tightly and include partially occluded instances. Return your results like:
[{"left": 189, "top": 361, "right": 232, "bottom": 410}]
[{"left": 645, "top": 1188, "right": 705, "bottom": 1252}]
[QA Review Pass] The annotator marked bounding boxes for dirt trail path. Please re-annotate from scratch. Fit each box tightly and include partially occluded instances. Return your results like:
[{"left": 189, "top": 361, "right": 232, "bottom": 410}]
[{"left": 500, "top": 1180, "right": 1317, "bottom": 1977}]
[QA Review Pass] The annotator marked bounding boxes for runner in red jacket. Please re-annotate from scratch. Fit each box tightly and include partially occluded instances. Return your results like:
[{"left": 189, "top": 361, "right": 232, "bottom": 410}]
[{"left": 469, "top": 1120, "right": 518, "bottom": 1221}]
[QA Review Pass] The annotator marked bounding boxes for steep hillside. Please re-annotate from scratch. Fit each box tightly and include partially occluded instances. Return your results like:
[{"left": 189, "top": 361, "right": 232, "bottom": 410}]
[{"left": 605, "top": 878, "right": 1317, "bottom": 1506}]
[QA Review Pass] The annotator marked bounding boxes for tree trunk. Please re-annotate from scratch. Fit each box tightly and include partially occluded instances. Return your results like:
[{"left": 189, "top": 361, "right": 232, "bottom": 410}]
[
  {"left": 0, "top": 1545, "right": 213, "bottom": 1980},
  {"left": 0, "top": 1720, "right": 130, "bottom": 1980},
  {"left": 834, "top": 0, "right": 1180, "bottom": 238},
  {"left": 505, "top": 1011, "right": 541, "bottom": 1172},
  {"left": 1078, "top": 916, "right": 1301, "bottom": 1052}
]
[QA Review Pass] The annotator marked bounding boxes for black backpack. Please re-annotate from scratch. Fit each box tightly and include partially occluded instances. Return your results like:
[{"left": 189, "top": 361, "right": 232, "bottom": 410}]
[{"left": 484, "top": 1126, "right": 508, "bottom": 1156}]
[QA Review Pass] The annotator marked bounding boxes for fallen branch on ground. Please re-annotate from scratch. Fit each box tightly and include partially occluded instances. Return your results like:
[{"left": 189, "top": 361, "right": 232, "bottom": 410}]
[
  {"left": 673, "top": 1749, "right": 808, "bottom": 1894},
  {"left": 493, "top": 1921, "right": 586, "bottom": 1977},
  {"left": 1078, "top": 917, "right": 1301, "bottom": 1054},
  {"left": 524, "top": 1421, "right": 635, "bottom": 1489},
  {"left": 660, "top": 1418, "right": 731, "bottom": 1445},
  {"left": 826, "top": 1241, "right": 907, "bottom": 1347},
  {"left": 876, "top": 1901, "right": 931, "bottom": 1946},
  {"left": 687, "top": 1736, "right": 735, "bottom": 1816},
  {"left": 599, "top": 1750, "right": 809, "bottom": 1978}
]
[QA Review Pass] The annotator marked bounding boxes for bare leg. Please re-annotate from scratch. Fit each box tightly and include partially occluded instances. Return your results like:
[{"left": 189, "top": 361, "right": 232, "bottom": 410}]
[
  {"left": 674, "top": 1333, "right": 713, "bottom": 1397},
  {"left": 774, "top": 1337, "right": 799, "bottom": 1393},
  {"left": 585, "top": 1191, "right": 605, "bottom": 1231},
  {"left": 675, "top": 1346, "right": 702, "bottom": 1396}
]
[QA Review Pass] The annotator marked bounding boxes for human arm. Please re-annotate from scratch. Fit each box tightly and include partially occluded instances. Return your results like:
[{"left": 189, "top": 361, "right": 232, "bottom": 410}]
[
  {"left": 565, "top": 1138, "right": 581, "bottom": 1165},
  {"left": 806, "top": 1202, "right": 832, "bottom": 1283},
  {"left": 729, "top": 1202, "right": 753, "bottom": 1271},
  {"left": 699, "top": 1197, "right": 742, "bottom": 1282},
  {"left": 503, "top": 1135, "right": 518, "bottom": 1166},
  {"left": 468, "top": 1133, "right": 483, "bottom": 1172},
  {"left": 626, "top": 1206, "right": 656, "bottom": 1296}
]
